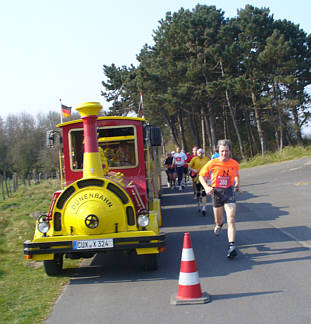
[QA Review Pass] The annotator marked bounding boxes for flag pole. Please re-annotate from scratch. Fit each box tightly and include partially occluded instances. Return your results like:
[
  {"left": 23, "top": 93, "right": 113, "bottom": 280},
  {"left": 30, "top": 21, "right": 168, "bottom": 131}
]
[
  {"left": 59, "top": 98, "right": 63, "bottom": 124},
  {"left": 139, "top": 92, "right": 144, "bottom": 118}
]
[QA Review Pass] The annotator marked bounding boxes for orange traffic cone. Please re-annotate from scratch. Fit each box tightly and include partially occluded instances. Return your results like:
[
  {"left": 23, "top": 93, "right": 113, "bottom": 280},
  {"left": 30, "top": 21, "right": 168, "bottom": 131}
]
[{"left": 171, "top": 232, "right": 210, "bottom": 305}]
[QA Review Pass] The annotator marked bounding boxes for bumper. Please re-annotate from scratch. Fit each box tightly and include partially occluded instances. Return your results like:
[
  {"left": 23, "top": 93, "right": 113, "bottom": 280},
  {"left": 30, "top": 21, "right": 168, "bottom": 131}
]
[{"left": 24, "top": 233, "right": 166, "bottom": 256}]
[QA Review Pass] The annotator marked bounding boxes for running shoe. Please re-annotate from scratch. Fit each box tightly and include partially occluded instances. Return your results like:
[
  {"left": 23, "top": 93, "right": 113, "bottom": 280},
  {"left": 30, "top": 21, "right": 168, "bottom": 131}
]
[
  {"left": 179, "top": 185, "right": 182, "bottom": 191},
  {"left": 197, "top": 203, "right": 201, "bottom": 212},
  {"left": 227, "top": 245, "right": 237, "bottom": 258},
  {"left": 201, "top": 207, "right": 206, "bottom": 216},
  {"left": 214, "top": 224, "right": 223, "bottom": 236}
]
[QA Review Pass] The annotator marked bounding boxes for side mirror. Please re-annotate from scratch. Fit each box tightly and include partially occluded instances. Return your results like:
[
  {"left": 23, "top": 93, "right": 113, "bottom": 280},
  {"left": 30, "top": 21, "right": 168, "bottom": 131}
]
[
  {"left": 46, "top": 130, "right": 56, "bottom": 148},
  {"left": 150, "top": 127, "right": 162, "bottom": 146}
]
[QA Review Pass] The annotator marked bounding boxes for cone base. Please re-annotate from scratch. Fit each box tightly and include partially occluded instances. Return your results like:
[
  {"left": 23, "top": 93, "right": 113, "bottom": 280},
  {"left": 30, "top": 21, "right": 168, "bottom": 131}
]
[{"left": 170, "top": 292, "right": 210, "bottom": 305}]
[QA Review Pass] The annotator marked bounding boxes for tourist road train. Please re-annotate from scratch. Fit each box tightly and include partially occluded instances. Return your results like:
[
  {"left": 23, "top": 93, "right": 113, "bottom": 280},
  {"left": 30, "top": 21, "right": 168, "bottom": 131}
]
[{"left": 24, "top": 102, "right": 166, "bottom": 276}]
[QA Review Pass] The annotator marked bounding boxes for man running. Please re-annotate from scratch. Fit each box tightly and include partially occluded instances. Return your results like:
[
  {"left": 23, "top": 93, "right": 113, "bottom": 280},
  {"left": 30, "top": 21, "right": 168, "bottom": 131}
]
[
  {"left": 187, "top": 146, "right": 198, "bottom": 198},
  {"left": 173, "top": 147, "right": 187, "bottom": 191},
  {"left": 188, "top": 148, "right": 209, "bottom": 215},
  {"left": 164, "top": 152, "right": 176, "bottom": 188},
  {"left": 199, "top": 139, "right": 242, "bottom": 258}
]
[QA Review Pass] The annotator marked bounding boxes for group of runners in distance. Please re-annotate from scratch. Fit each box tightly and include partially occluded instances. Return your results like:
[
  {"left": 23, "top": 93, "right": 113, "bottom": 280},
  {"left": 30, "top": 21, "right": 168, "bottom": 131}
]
[{"left": 163, "top": 139, "right": 242, "bottom": 258}]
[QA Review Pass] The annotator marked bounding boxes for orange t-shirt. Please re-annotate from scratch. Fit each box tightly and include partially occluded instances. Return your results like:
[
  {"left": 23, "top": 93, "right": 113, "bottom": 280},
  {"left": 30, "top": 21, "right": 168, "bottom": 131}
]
[{"left": 199, "top": 158, "right": 239, "bottom": 188}]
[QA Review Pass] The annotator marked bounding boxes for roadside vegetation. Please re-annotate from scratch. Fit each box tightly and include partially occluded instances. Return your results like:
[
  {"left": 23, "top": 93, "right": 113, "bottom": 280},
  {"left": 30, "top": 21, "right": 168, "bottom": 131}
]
[
  {"left": 240, "top": 145, "right": 311, "bottom": 168},
  {"left": 0, "top": 180, "right": 79, "bottom": 324}
]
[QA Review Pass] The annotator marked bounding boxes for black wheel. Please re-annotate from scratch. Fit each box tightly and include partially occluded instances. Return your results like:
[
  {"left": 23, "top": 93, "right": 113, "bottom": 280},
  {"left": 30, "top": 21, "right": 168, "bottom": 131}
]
[
  {"left": 143, "top": 254, "right": 158, "bottom": 271},
  {"left": 43, "top": 254, "right": 63, "bottom": 276}
]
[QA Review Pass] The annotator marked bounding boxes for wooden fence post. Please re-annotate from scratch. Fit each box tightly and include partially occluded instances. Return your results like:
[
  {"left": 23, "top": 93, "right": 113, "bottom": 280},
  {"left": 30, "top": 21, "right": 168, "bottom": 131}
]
[
  {"left": 1, "top": 175, "right": 5, "bottom": 200},
  {"left": 13, "top": 173, "right": 17, "bottom": 192},
  {"left": 4, "top": 171, "right": 9, "bottom": 198}
]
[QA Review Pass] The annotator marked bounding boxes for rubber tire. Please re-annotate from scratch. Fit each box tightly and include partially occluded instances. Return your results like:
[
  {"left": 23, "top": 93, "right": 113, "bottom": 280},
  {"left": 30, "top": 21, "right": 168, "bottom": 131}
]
[
  {"left": 43, "top": 254, "right": 63, "bottom": 276},
  {"left": 143, "top": 254, "right": 158, "bottom": 271}
]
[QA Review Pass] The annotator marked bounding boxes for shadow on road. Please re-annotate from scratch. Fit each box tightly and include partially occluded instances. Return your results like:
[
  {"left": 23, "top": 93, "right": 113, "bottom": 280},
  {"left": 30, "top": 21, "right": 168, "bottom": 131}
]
[{"left": 66, "top": 184, "right": 310, "bottom": 286}]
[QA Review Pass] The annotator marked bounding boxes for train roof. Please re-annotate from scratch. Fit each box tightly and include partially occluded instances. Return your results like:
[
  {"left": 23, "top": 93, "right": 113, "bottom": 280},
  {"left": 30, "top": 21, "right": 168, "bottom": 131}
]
[{"left": 57, "top": 116, "right": 146, "bottom": 128}]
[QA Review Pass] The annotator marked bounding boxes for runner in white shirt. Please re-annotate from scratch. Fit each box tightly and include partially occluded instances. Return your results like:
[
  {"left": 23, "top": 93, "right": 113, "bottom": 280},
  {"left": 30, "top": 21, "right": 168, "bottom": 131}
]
[{"left": 173, "top": 147, "right": 187, "bottom": 191}]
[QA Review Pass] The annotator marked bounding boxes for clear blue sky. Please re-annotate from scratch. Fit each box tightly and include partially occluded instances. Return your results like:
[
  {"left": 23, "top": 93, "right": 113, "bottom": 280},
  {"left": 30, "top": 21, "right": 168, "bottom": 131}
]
[{"left": 1, "top": 0, "right": 310, "bottom": 131}]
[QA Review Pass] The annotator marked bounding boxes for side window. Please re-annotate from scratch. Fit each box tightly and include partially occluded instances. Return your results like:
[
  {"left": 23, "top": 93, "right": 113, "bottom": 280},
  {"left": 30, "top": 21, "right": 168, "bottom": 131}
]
[{"left": 70, "top": 129, "right": 84, "bottom": 170}]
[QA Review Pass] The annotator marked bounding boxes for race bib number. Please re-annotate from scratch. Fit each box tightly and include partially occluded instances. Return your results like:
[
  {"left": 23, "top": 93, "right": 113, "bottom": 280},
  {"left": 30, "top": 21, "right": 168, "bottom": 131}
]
[
  {"left": 176, "top": 157, "right": 181, "bottom": 162},
  {"left": 216, "top": 175, "right": 230, "bottom": 188}
]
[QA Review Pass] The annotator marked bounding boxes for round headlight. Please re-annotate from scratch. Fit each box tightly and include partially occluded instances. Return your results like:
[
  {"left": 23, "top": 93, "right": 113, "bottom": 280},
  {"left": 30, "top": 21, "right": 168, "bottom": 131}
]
[
  {"left": 38, "top": 221, "right": 50, "bottom": 234},
  {"left": 138, "top": 215, "right": 149, "bottom": 227}
]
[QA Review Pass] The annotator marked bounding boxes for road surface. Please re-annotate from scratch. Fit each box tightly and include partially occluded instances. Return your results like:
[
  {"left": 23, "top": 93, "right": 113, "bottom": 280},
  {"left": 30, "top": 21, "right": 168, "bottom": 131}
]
[{"left": 46, "top": 157, "right": 311, "bottom": 324}]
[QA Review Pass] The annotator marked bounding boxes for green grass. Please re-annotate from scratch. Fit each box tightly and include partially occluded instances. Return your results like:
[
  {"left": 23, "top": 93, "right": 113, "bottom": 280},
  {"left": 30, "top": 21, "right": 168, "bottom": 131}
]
[
  {"left": 0, "top": 180, "right": 79, "bottom": 324},
  {"left": 240, "top": 145, "right": 311, "bottom": 168}
]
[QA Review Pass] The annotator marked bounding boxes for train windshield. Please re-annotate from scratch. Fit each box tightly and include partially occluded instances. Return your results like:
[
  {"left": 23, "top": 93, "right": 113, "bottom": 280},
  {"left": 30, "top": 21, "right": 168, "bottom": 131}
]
[{"left": 69, "top": 126, "right": 138, "bottom": 171}]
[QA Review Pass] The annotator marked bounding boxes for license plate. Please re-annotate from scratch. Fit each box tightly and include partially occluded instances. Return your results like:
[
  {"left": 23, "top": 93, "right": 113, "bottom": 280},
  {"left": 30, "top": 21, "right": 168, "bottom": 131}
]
[{"left": 73, "top": 239, "right": 113, "bottom": 250}]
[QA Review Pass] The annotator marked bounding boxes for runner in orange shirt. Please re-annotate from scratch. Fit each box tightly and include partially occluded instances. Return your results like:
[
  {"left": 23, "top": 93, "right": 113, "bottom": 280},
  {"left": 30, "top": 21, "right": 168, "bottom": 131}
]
[{"left": 199, "top": 139, "right": 242, "bottom": 258}]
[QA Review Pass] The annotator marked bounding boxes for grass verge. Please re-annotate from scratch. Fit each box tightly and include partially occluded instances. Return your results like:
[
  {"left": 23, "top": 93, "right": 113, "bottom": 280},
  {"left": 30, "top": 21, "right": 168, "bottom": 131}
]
[
  {"left": 240, "top": 145, "right": 311, "bottom": 168},
  {"left": 0, "top": 180, "right": 79, "bottom": 324}
]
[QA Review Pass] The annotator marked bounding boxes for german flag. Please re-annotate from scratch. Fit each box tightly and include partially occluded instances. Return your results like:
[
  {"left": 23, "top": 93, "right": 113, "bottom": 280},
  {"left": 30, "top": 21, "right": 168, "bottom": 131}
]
[{"left": 61, "top": 104, "right": 72, "bottom": 118}]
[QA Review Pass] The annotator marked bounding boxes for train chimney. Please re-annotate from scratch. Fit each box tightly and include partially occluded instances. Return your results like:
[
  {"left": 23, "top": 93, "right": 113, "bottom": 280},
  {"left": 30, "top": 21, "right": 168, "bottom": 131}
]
[{"left": 76, "top": 102, "right": 104, "bottom": 178}]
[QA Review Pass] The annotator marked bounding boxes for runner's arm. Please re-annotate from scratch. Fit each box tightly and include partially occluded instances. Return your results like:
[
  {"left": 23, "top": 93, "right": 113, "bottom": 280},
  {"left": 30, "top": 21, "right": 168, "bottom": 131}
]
[
  {"left": 188, "top": 164, "right": 198, "bottom": 174},
  {"left": 234, "top": 174, "right": 242, "bottom": 193},
  {"left": 199, "top": 175, "right": 213, "bottom": 195}
]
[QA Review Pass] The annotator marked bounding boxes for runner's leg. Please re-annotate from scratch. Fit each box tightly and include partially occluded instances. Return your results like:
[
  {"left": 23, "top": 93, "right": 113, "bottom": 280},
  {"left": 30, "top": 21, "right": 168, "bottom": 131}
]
[
  {"left": 192, "top": 177, "right": 197, "bottom": 197},
  {"left": 224, "top": 203, "right": 236, "bottom": 243},
  {"left": 196, "top": 183, "right": 201, "bottom": 211},
  {"left": 213, "top": 206, "right": 224, "bottom": 226},
  {"left": 177, "top": 167, "right": 184, "bottom": 187}
]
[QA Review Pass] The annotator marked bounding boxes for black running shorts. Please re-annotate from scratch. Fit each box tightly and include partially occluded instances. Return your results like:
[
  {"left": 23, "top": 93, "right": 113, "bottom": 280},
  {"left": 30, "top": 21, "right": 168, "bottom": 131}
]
[
  {"left": 196, "top": 183, "right": 206, "bottom": 197},
  {"left": 212, "top": 187, "right": 236, "bottom": 207}
]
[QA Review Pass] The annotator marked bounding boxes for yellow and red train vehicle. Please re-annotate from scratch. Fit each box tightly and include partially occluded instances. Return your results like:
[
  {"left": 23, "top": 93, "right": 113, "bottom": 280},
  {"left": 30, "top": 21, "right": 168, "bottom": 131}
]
[{"left": 24, "top": 102, "right": 165, "bottom": 275}]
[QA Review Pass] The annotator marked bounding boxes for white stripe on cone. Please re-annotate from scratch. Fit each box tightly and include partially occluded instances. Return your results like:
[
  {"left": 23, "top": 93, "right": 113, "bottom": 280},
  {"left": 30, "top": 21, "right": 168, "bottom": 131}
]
[
  {"left": 178, "top": 272, "right": 200, "bottom": 286},
  {"left": 181, "top": 248, "right": 195, "bottom": 261}
]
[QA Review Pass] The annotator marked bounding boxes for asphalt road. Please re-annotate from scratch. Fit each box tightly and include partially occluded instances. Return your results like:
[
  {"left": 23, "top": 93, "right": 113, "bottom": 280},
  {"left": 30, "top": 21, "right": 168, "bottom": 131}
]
[{"left": 46, "top": 157, "right": 311, "bottom": 324}]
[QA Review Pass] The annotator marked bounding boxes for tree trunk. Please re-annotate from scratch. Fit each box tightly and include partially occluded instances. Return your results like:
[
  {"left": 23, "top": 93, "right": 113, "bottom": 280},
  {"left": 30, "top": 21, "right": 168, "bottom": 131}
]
[
  {"left": 291, "top": 106, "right": 303, "bottom": 145},
  {"left": 200, "top": 106, "right": 206, "bottom": 153},
  {"left": 272, "top": 81, "right": 284, "bottom": 151},
  {"left": 285, "top": 128, "right": 293, "bottom": 146},
  {"left": 251, "top": 91, "right": 265, "bottom": 158},
  {"left": 13, "top": 173, "right": 17, "bottom": 192},
  {"left": 241, "top": 106, "right": 255, "bottom": 157},
  {"left": 220, "top": 59, "right": 246, "bottom": 160},
  {"left": 204, "top": 114, "right": 212, "bottom": 155},
  {"left": 190, "top": 109, "right": 200, "bottom": 147},
  {"left": 225, "top": 91, "right": 246, "bottom": 159},
  {"left": 278, "top": 106, "right": 283, "bottom": 151},
  {"left": 208, "top": 102, "right": 216, "bottom": 151},
  {"left": 223, "top": 104, "right": 228, "bottom": 138},
  {"left": 274, "top": 124, "right": 280, "bottom": 151},
  {"left": 166, "top": 115, "right": 179, "bottom": 147},
  {"left": 178, "top": 109, "right": 187, "bottom": 151}
]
